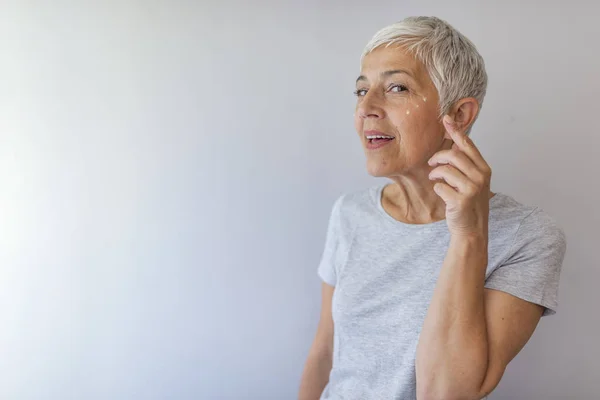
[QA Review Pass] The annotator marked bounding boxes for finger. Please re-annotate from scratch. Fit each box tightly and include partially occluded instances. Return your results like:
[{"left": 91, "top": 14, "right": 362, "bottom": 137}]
[
  {"left": 432, "top": 181, "right": 459, "bottom": 203},
  {"left": 429, "top": 164, "right": 475, "bottom": 193},
  {"left": 428, "top": 148, "right": 480, "bottom": 180},
  {"left": 442, "top": 115, "right": 489, "bottom": 172}
]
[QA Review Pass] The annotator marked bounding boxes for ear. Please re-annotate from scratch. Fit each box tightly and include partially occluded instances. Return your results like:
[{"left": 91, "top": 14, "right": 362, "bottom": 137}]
[{"left": 448, "top": 97, "right": 480, "bottom": 134}]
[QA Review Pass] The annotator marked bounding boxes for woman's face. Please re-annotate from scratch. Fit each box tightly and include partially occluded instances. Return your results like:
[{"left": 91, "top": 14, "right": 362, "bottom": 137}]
[{"left": 354, "top": 45, "right": 447, "bottom": 177}]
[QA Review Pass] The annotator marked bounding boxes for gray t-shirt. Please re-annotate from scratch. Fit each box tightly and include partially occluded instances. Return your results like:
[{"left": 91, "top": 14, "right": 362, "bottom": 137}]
[{"left": 318, "top": 184, "right": 566, "bottom": 400}]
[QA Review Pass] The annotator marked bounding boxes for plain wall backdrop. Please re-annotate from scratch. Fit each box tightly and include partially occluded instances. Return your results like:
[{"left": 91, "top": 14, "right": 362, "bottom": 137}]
[{"left": 1, "top": 1, "right": 599, "bottom": 399}]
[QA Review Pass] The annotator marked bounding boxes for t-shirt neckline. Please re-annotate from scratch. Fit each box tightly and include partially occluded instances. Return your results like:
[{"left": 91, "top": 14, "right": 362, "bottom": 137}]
[{"left": 373, "top": 183, "right": 501, "bottom": 230}]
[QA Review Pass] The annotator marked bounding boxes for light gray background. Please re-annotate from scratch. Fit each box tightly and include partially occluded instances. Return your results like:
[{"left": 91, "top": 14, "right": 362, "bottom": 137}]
[{"left": 1, "top": 1, "right": 598, "bottom": 399}]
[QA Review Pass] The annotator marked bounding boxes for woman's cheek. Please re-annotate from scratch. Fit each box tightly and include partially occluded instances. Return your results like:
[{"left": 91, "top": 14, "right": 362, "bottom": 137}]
[
  {"left": 402, "top": 97, "right": 430, "bottom": 127},
  {"left": 395, "top": 104, "right": 430, "bottom": 144}
]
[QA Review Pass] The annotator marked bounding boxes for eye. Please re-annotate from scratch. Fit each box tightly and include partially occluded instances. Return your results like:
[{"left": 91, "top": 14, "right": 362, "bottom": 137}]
[
  {"left": 353, "top": 89, "right": 368, "bottom": 97},
  {"left": 389, "top": 84, "right": 408, "bottom": 93}
]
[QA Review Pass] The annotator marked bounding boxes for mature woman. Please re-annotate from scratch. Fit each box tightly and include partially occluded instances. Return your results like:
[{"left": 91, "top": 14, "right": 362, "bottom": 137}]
[{"left": 298, "top": 16, "right": 566, "bottom": 400}]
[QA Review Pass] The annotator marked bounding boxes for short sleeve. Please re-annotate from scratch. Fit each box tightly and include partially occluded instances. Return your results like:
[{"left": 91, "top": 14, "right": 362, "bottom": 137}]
[
  {"left": 485, "top": 208, "right": 567, "bottom": 316},
  {"left": 317, "top": 196, "right": 344, "bottom": 286}
]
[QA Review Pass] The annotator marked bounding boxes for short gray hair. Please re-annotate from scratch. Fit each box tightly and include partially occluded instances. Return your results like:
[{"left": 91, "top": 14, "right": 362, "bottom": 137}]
[{"left": 362, "top": 16, "right": 488, "bottom": 129}]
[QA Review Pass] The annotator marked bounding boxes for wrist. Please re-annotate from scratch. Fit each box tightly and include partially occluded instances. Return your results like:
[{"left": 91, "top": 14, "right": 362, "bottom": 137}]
[
  {"left": 450, "top": 232, "right": 488, "bottom": 256},
  {"left": 451, "top": 231, "right": 487, "bottom": 242}
]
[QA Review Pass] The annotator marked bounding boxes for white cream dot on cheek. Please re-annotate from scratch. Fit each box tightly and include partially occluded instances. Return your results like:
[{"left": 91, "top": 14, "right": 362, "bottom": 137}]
[
  {"left": 406, "top": 110, "right": 410, "bottom": 115},
  {"left": 422, "top": 96, "right": 427, "bottom": 102}
]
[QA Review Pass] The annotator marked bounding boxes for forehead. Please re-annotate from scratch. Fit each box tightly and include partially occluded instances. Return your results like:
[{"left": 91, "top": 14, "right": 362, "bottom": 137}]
[{"left": 360, "top": 45, "right": 426, "bottom": 81}]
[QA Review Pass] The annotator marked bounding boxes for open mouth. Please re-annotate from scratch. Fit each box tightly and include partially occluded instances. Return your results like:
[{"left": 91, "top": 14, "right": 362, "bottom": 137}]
[
  {"left": 366, "top": 135, "right": 394, "bottom": 144},
  {"left": 365, "top": 134, "right": 395, "bottom": 149}
]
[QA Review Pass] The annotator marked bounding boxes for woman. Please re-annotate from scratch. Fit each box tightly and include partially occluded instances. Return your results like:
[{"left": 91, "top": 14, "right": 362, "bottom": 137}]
[{"left": 298, "top": 16, "right": 566, "bottom": 400}]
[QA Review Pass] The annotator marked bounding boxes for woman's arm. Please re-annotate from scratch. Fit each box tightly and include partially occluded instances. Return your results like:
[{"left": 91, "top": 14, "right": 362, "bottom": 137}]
[
  {"left": 416, "top": 235, "right": 544, "bottom": 400},
  {"left": 416, "top": 234, "right": 490, "bottom": 399},
  {"left": 299, "top": 283, "right": 335, "bottom": 400},
  {"left": 416, "top": 116, "right": 545, "bottom": 400}
]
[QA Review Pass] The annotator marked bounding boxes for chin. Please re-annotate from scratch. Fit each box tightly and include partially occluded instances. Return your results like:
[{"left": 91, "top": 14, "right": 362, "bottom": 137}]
[{"left": 366, "top": 160, "right": 396, "bottom": 177}]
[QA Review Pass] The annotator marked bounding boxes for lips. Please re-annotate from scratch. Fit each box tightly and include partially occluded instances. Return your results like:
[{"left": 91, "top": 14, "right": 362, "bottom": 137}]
[{"left": 364, "top": 130, "right": 395, "bottom": 150}]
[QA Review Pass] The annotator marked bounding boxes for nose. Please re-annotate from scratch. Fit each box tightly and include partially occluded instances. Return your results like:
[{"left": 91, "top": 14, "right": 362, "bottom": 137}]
[{"left": 356, "top": 91, "right": 384, "bottom": 119}]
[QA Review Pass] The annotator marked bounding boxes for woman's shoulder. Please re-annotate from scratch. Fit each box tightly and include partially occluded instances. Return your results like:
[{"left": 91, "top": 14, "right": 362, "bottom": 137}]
[
  {"left": 487, "top": 193, "right": 567, "bottom": 317},
  {"left": 323, "top": 185, "right": 386, "bottom": 234},
  {"left": 331, "top": 184, "right": 384, "bottom": 217},
  {"left": 489, "top": 192, "right": 566, "bottom": 247}
]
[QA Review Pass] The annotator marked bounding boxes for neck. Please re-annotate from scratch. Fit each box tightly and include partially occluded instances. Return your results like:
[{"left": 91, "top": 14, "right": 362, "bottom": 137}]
[
  {"left": 382, "top": 147, "right": 494, "bottom": 224},
  {"left": 383, "top": 169, "right": 447, "bottom": 224}
]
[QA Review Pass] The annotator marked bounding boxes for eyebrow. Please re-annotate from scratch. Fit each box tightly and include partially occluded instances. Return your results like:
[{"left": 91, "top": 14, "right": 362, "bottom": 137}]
[{"left": 355, "top": 69, "right": 414, "bottom": 84}]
